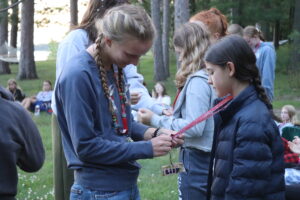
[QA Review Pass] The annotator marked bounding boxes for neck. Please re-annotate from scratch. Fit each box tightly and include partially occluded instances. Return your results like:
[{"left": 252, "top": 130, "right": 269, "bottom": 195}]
[
  {"left": 231, "top": 81, "right": 249, "bottom": 98},
  {"left": 87, "top": 44, "right": 112, "bottom": 71}
]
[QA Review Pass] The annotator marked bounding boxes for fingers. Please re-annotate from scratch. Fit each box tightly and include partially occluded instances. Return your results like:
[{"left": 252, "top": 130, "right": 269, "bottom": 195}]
[
  {"left": 137, "top": 109, "right": 153, "bottom": 125},
  {"left": 171, "top": 134, "right": 184, "bottom": 148},
  {"left": 130, "top": 92, "right": 141, "bottom": 105},
  {"left": 151, "top": 134, "right": 173, "bottom": 157}
]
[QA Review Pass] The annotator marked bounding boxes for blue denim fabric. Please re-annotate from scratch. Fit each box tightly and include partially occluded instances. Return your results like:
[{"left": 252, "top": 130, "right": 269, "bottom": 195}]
[
  {"left": 70, "top": 183, "right": 140, "bottom": 200},
  {"left": 178, "top": 148, "right": 210, "bottom": 200}
]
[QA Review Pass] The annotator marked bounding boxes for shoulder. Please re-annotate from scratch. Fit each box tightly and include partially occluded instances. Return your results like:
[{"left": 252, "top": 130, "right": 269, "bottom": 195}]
[
  {"left": 57, "top": 29, "right": 90, "bottom": 53},
  {"left": 62, "top": 29, "right": 89, "bottom": 43},
  {"left": 0, "top": 98, "right": 30, "bottom": 123},
  {"left": 59, "top": 51, "right": 97, "bottom": 86},
  {"left": 235, "top": 100, "right": 278, "bottom": 141},
  {"left": 186, "top": 70, "right": 211, "bottom": 92},
  {"left": 260, "top": 42, "right": 276, "bottom": 53}
]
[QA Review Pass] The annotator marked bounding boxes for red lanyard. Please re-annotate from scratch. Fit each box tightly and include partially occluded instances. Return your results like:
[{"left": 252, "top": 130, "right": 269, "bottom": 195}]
[
  {"left": 172, "top": 89, "right": 181, "bottom": 108},
  {"left": 112, "top": 67, "right": 128, "bottom": 135},
  {"left": 172, "top": 95, "right": 233, "bottom": 138}
]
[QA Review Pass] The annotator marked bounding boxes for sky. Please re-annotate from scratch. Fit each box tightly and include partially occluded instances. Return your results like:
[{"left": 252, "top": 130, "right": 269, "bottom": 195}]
[{"left": 33, "top": 0, "right": 88, "bottom": 44}]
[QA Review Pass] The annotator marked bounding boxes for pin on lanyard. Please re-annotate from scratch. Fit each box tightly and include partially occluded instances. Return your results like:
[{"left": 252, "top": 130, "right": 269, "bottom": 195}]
[{"left": 172, "top": 95, "right": 233, "bottom": 138}]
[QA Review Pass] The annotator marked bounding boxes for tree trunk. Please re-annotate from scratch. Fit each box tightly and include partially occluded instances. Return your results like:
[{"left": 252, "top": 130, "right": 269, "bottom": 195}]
[
  {"left": 273, "top": 20, "right": 280, "bottom": 49},
  {"left": 288, "top": 0, "right": 300, "bottom": 87},
  {"left": 18, "top": 0, "right": 37, "bottom": 79},
  {"left": 162, "top": 0, "right": 170, "bottom": 77},
  {"left": 0, "top": 0, "right": 11, "bottom": 74},
  {"left": 70, "top": 0, "right": 78, "bottom": 29},
  {"left": 174, "top": 0, "right": 189, "bottom": 69},
  {"left": 10, "top": 0, "right": 19, "bottom": 49},
  {"left": 151, "top": 0, "right": 166, "bottom": 81},
  {"left": 174, "top": 0, "right": 190, "bottom": 31}
]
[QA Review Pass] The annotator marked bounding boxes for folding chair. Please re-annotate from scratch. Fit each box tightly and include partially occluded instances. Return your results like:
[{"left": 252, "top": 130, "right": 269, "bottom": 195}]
[{"left": 282, "top": 126, "right": 300, "bottom": 141}]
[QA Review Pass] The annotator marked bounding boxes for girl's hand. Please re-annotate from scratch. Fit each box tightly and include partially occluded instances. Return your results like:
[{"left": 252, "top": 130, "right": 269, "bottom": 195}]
[
  {"left": 159, "top": 128, "right": 184, "bottom": 148},
  {"left": 137, "top": 108, "right": 153, "bottom": 125},
  {"left": 130, "top": 92, "right": 141, "bottom": 105},
  {"left": 162, "top": 108, "right": 173, "bottom": 116},
  {"left": 151, "top": 134, "right": 172, "bottom": 157},
  {"left": 292, "top": 136, "right": 300, "bottom": 145},
  {"left": 288, "top": 140, "right": 300, "bottom": 155}
]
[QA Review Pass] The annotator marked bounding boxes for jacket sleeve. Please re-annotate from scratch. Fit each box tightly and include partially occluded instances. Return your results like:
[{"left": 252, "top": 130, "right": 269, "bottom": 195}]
[
  {"left": 260, "top": 46, "right": 276, "bottom": 101},
  {"left": 225, "top": 121, "right": 273, "bottom": 200},
  {"left": 17, "top": 104, "right": 45, "bottom": 172},
  {"left": 151, "top": 77, "right": 212, "bottom": 138},
  {"left": 124, "top": 64, "right": 165, "bottom": 115},
  {"left": 57, "top": 70, "right": 153, "bottom": 165}
]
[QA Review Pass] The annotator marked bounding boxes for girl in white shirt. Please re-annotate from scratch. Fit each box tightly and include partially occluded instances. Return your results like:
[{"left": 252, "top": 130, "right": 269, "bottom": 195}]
[{"left": 152, "top": 82, "right": 171, "bottom": 107}]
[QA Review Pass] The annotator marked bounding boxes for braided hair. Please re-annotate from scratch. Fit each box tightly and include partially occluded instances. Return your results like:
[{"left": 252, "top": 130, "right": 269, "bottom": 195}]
[
  {"left": 94, "top": 4, "right": 155, "bottom": 117},
  {"left": 74, "top": 0, "right": 130, "bottom": 42},
  {"left": 204, "top": 35, "right": 278, "bottom": 120}
]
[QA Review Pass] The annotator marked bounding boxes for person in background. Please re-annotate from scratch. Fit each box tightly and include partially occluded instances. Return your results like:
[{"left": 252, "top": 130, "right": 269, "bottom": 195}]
[
  {"left": 189, "top": 7, "right": 228, "bottom": 43},
  {"left": 0, "top": 85, "right": 45, "bottom": 199},
  {"left": 55, "top": 4, "right": 183, "bottom": 200},
  {"left": 152, "top": 82, "right": 171, "bottom": 107},
  {"left": 243, "top": 25, "right": 276, "bottom": 101},
  {"left": 227, "top": 23, "right": 243, "bottom": 36},
  {"left": 7, "top": 78, "right": 25, "bottom": 102},
  {"left": 21, "top": 80, "right": 53, "bottom": 113},
  {"left": 278, "top": 104, "right": 297, "bottom": 135},
  {"left": 205, "top": 35, "right": 285, "bottom": 200},
  {"left": 138, "top": 22, "right": 215, "bottom": 200}
]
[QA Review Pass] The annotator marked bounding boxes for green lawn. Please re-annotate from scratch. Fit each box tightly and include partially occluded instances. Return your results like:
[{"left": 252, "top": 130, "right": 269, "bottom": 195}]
[{"left": 0, "top": 48, "right": 299, "bottom": 199}]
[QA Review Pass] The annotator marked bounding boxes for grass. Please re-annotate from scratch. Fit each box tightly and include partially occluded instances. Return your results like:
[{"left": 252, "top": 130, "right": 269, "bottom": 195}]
[{"left": 0, "top": 45, "right": 299, "bottom": 199}]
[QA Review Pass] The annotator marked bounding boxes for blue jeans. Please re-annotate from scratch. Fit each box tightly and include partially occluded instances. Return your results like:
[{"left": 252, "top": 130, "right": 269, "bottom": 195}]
[
  {"left": 178, "top": 147, "right": 210, "bottom": 200},
  {"left": 70, "top": 183, "right": 141, "bottom": 200}
]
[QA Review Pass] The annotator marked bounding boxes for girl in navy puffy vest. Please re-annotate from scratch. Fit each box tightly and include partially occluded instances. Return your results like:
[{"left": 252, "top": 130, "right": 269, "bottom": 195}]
[{"left": 204, "top": 35, "right": 285, "bottom": 200}]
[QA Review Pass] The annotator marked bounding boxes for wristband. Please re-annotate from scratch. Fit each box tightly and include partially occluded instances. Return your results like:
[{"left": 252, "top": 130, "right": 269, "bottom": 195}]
[{"left": 153, "top": 127, "right": 161, "bottom": 138}]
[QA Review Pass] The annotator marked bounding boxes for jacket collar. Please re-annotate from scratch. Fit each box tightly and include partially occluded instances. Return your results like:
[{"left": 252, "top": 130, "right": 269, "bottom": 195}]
[{"left": 217, "top": 85, "right": 258, "bottom": 124}]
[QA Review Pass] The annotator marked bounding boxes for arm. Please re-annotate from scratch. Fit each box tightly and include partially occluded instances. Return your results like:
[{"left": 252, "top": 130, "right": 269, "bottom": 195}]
[
  {"left": 58, "top": 70, "right": 154, "bottom": 165},
  {"left": 124, "top": 65, "right": 165, "bottom": 115},
  {"left": 225, "top": 122, "right": 273, "bottom": 199},
  {"left": 260, "top": 46, "right": 276, "bottom": 101},
  {"left": 151, "top": 77, "right": 212, "bottom": 138},
  {"left": 17, "top": 105, "right": 45, "bottom": 172}
]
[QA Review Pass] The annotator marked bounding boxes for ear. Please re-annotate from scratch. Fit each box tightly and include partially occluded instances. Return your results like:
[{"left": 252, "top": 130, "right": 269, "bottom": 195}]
[
  {"left": 103, "top": 37, "right": 112, "bottom": 47},
  {"left": 214, "top": 32, "right": 220, "bottom": 40},
  {"left": 226, "top": 62, "right": 236, "bottom": 77}
]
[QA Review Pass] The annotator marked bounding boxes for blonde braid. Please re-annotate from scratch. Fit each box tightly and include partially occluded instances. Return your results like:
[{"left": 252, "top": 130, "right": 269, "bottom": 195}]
[{"left": 95, "top": 34, "right": 114, "bottom": 113}]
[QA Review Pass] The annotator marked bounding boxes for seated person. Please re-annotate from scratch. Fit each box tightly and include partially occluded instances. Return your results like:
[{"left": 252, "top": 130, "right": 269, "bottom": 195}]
[
  {"left": 7, "top": 78, "right": 25, "bottom": 102},
  {"left": 278, "top": 105, "right": 297, "bottom": 135},
  {"left": 21, "top": 80, "right": 53, "bottom": 113},
  {"left": 151, "top": 82, "right": 171, "bottom": 107},
  {"left": 285, "top": 136, "right": 300, "bottom": 200}
]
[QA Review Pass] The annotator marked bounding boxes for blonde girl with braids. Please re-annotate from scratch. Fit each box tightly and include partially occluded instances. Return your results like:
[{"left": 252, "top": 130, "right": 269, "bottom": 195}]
[
  {"left": 55, "top": 4, "right": 183, "bottom": 200},
  {"left": 52, "top": 1, "right": 130, "bottom": 199},
  {"left": 205, "top": 35, "right": 285, "bottom": 200},
  {"left": 138, "top": 22, "right": 215, "bottom": 200},
  {"left": 243, "top": 25, "right": 276, "bottom": 102}
]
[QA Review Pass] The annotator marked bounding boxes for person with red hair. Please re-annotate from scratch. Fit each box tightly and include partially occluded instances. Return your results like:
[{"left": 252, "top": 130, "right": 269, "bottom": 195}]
[{"left": 189, "top": 7, "right": 228, "bottom": 43}]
